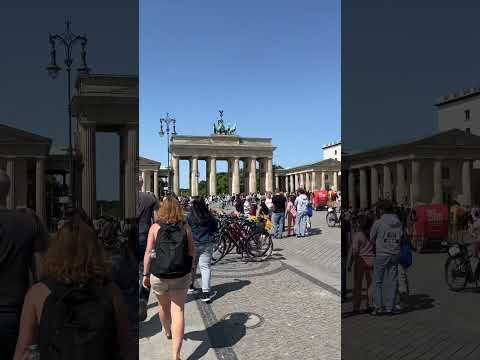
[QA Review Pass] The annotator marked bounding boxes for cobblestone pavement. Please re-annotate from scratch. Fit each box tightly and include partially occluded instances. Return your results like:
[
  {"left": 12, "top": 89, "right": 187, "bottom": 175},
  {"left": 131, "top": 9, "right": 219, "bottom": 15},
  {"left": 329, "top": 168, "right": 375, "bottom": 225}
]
[
  {"left": 342, "top": 251, "right": 480, "bottom": 360},
  {"left": 140, "top": 209, "right": 341, "bottom": 359}
]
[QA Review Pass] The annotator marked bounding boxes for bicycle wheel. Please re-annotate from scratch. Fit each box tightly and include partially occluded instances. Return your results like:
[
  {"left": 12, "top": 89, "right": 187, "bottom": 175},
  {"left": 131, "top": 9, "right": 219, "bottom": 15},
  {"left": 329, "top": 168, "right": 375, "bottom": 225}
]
[
  {"left": 445, "top": 257, "right": 468, "bottom": 292},
  {"left": 326, "top": 212, "right": 337, "bottom": 227},
  {"left": 246, "top": 231, "right": 273, "bottom": 260},
  {"left": 211, "top": 235, "right": 227, "bottom": 265}
]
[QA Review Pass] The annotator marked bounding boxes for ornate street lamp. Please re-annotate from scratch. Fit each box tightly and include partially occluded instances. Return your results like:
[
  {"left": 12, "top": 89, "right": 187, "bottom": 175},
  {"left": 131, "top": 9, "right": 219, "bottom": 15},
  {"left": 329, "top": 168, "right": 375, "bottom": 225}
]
[
  {"left": 159, "top": 112, "right": 177, "bottom": 191},
  {"left": 46, "top": 20, "right": 91, "bottom": 207}
]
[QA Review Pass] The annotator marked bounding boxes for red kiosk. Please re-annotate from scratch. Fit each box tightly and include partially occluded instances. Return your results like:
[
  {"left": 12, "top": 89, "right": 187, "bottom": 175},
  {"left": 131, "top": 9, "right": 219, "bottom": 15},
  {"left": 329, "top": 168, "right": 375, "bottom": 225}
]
[
  {"left": 313, "top": 189, "right": 337, "bottom": 210},
  {"left": 412, "top": 203, "right": 449, "bottom": 252}
]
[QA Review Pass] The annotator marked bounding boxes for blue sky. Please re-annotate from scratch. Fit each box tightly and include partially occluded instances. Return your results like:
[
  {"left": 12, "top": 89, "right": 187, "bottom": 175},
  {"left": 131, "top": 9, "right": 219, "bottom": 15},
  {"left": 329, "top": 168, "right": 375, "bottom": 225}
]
[
  {"left": 140, "top": 0, "right": 340, "bottom": 188},
  {"left": 342, "top": 0, "right": 480, "bottom": 153}
]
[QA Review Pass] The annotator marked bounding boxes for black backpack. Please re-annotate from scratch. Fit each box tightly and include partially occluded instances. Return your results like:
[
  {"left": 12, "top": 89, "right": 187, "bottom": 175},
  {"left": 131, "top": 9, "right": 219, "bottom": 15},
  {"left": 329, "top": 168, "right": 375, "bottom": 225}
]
[
  {"left": 151, "top": 222, "right": 192, "bottom": 279},
  {"left": 39, "top": 279, "right": 118, "bottom": 360}
]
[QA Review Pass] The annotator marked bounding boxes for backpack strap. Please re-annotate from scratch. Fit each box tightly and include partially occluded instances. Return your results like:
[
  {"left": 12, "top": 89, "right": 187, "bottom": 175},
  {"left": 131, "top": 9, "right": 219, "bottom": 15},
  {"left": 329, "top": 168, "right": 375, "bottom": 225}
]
[{"left": 42, "top": 278, "right": 67, "bottom": 302}]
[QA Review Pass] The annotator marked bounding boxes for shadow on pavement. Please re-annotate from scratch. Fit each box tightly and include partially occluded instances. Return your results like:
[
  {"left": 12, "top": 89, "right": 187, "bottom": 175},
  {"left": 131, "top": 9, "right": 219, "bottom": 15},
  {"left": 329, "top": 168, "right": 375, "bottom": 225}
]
[
  {"left": 342, "top": 293, "right": 436, "bottom": 318},
  {"left": 187, "top": 278, "right": 251, "bottom": 304},
  {"left": 139, "top": 311, "right": 162, "bottom": 339},
  {"left": 307, "top": 228, "right": 323, "bottom": 235},
  {"left": 185, "top": 312, "right": 249, "bottom": 360},
  {"left": 403, "top": 293, "right": 436, "bottom": 312},
  {"left": 268, "top": 252, "right": 287, "bottom": 261}
]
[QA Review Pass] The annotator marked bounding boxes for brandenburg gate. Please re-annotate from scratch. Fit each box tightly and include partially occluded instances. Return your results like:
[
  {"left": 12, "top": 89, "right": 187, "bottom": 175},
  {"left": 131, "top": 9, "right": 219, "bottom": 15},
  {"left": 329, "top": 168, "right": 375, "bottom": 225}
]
[{"left": 170, "top": 113, "right": 275, "bottom": 196}]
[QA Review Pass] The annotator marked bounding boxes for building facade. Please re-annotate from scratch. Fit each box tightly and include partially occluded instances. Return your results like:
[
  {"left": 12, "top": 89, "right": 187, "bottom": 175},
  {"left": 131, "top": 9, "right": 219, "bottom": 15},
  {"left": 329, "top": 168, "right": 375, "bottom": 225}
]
[
  {"left": 437, "top": 88, "right": 480, "bottom": 136},
  {"left": 274, "top": 158, "right": 341, "bottom": 193},
  {"left": 170, "top": 134, "right": 276, "bottom": 196},
  {"left": 344, "top": 87, "right": 480, "bottom": 209},
  {"left": 323, "top": 141, "right": 341, "bottom": 162},
  {"left": 139, "top": 156, "right": 169, "bottom": 198},
  {"left": 1, "top": 73, "right": 139, "bottom": 228}
]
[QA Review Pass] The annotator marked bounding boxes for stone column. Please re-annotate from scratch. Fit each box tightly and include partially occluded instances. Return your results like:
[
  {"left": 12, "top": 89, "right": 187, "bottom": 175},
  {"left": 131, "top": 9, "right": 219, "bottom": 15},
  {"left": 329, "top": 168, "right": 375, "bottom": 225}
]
[
  {"left": 125, "top": 126, "right": 138, "bottom": 218},
  {"left": 206, "top": 158, "right": 210, "bottom": 195},
  {"left": 191, "top": 157, "right": 199, "bottom": 196},
  {"left": 305, "top": 172, "right": 311, "bottom": 192},
  {"left": 311, "top": 171, "right": 317, "bottom": 191},
  {"left": 145, "top": 171, "right": 152, "bottom": 192},
  {"left": 15, "top": 159, "right": 27, "bottom": 207},
  {"left": 462, "top": 160, "right": 472, "bottom": 206},
  {"left": 232, "top": 158, "right": 240, "bottom": 195},
  {"left": 188, "top": 159, "right": 192, "bottom": 193},
  {"left": 348, "top": 170, "right": 356, "bottom": 209},
  {"left": 265, "top": 158, "right": 273, "bottom": 193},
  {"left": 275, "top": 175, "right": 280, "bottom": 192},
  {"left": 141, "top": 171, "right": 145, "bottom": 192},
  {"left": 35, "top": 158, "right": 46, "bottom": 223},
  {"left": 383, "top": 164, "right": 392, "bottom": 200},
  {"left": 209, "top": 157, "right": 217, "bottom": 196},
  {"left": 411, "top": 160, "right": 420, "bottom": 206},
  {"left": 332, "top": 171, "right": 338, "bottom": 191},
  {"left": 153, "top": 171, "right": 159, "bottom": 198},
  {"left": 248, "top": 158, "right": 257, "bottom": 193},
  {"left": 299, "top": 173, "right": 304, "bottom": 189},
  {"left": 289, "top": 175, "right": 294, "bottom": 193},
  {"left": 396, "top": 162, "right": 406, "bottom": 205},
  {"left": 259, "top": 159, "right": 266, "bottom": 193},
  {"left": 243, "top": 159, "right": 249, "bottom": 193},
  {"left": 371, "top": 166, "right": 379, "bottom": 206},
  {"left": 172, "top": 156, "right": 180, "bottom": 195},
  {"left": 6, "top": 159, "right": 15, "bottom": 209},
  {"left": 81, "top": 125, "right": 96, "bottom": 219},
  {"left": 294, "top": 173, "right": 299, "bottom": 191},
  {"left": 432, "top": 160, "right": 442, "bottom": 204},
  {"left": 321, "top": 171, "right": 326, "bottom": 189},
  {"left": 228, "top": 159, "right": 233, "bottom": 195},
  {"left": 360, "top": 168, "right": 368, "bottom": 209}
]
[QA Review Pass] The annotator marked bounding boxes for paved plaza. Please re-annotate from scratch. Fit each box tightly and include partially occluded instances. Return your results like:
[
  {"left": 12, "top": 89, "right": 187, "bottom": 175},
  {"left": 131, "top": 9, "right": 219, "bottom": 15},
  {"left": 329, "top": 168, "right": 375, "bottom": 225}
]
[
  {"left": 342, "top": 251, "right": 480, "bottom": 360},
  {"left": 139, "top": 209, "right": 340, "bottom": 360}
]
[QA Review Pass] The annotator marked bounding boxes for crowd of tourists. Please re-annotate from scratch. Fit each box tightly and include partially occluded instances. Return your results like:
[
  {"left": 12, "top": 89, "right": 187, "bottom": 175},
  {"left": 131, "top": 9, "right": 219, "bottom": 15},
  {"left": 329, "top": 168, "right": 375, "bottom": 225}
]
[
  {"left": 175, "top": 188, "right": 318, "bottom": 238},
  {"left": 342, "top": 199, "right": 480, "bottom": 316}
]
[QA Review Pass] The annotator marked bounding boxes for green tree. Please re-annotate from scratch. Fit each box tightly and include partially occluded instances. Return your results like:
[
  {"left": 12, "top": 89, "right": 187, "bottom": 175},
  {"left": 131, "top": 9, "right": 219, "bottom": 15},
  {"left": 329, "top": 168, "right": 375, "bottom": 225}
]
[
  {"left": 198, "top": 180, "right": 207, "bottom": 196},
  {"left": 216, "top": 172, "right": 228, "bottom": 194}
]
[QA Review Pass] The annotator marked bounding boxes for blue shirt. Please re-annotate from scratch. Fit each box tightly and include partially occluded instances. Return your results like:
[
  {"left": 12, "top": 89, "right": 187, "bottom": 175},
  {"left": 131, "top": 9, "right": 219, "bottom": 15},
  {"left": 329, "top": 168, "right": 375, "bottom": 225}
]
[{"left": 186, "top": 213, "right": 218, "bottom": 244}]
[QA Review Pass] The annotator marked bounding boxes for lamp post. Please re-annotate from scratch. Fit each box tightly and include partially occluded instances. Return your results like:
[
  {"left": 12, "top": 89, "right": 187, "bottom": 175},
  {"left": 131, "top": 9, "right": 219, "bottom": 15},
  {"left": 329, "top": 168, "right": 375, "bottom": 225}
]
[
  {"left": 159, "top": 113, "right": 177, "bottom": 191},
  {"left": 46, "top": 20, "right": 90, "bottom": 208}
]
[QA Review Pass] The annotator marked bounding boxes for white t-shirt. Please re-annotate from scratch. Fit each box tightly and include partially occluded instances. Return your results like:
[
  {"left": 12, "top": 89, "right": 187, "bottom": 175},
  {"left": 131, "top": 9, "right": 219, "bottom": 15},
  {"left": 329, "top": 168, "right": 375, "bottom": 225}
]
[{"left": 265, "top": 198, "right": 273, "bottom": 210}]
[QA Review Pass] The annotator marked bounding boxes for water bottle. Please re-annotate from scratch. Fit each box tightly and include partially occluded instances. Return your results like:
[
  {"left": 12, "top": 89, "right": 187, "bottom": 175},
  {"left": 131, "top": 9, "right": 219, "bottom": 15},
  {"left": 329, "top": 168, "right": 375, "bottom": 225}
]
[
  {"left": 150, "top": 249, "right": 156, "bottom": 259},
  {"left": 27, "top": 344, "right": 40, "bottom": 360}
]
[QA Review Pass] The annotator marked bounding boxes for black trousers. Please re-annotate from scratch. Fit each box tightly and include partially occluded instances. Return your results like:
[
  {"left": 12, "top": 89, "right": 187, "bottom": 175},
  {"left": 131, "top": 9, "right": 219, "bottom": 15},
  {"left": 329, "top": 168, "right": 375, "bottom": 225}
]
[
  {"left": 0, "top": 312, "right": 20, "bottom": 359},
  {"left": 137, "top": 235, "right": 151, "bottom": 303}
]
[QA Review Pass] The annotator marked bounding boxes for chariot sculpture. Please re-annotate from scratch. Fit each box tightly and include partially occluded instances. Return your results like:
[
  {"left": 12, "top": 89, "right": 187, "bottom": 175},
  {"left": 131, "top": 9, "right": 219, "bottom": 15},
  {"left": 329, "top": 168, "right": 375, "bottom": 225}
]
[{"left": 213, "top": 110, "right": 236, "bottom": 135}]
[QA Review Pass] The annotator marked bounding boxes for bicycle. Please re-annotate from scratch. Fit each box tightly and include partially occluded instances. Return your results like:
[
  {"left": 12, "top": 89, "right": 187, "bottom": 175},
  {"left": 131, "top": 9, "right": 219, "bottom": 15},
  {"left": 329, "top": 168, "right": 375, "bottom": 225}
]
[
  {"left": 326, "top": 207, "right": 342, "bottom": 227},
  {"left": 445, "top": 237, "right": 480, "bottom": 291},
  {"left": 211, "top": 214, "right": 273, "bottom": 264}
]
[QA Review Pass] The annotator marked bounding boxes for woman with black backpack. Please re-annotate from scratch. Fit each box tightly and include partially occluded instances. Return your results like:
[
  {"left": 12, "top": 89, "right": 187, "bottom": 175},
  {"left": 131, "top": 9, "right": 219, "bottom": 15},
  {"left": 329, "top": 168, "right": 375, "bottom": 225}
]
[
  {"left": 186, "top": 197, "right": 218, "bottom": 303},
  {"left": 13, "top": 209, "right": 134, "bottom": 360},
  {"left": 142, "top": 196, "right": 195, "bottom": 360}
]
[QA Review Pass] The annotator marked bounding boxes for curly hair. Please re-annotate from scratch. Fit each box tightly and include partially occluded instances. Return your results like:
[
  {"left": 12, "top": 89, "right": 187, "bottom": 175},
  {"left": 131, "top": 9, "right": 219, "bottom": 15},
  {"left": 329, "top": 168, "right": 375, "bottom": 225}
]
[{"left": 44, "top": 212, "right": 110, "bottom": 284}]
